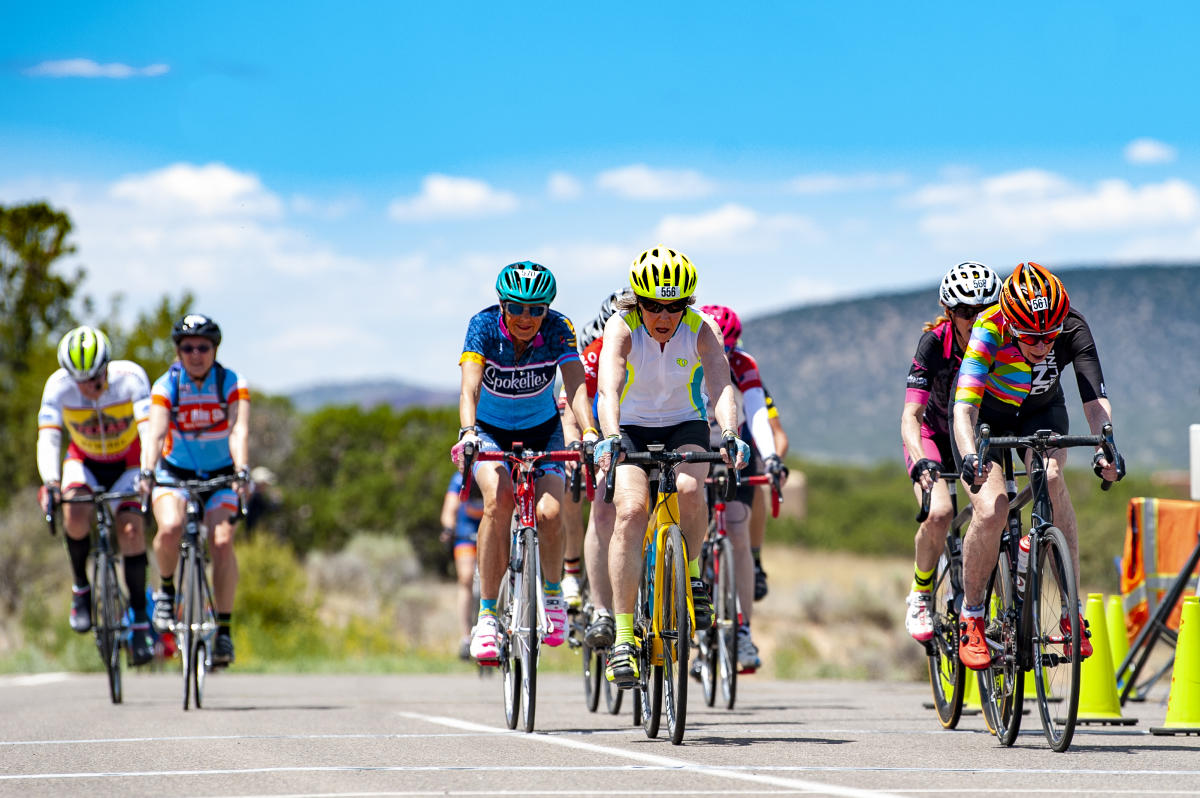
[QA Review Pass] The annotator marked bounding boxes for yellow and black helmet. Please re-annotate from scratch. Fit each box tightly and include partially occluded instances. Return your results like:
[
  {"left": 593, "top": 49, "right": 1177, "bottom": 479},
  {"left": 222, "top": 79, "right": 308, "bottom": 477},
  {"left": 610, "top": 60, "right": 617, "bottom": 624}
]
[
  {"left": 628, "top": 245, "right": 697, "bottom": 301},
  {"left": 57, "top": 326, "right": 112, "bottom": 381}
]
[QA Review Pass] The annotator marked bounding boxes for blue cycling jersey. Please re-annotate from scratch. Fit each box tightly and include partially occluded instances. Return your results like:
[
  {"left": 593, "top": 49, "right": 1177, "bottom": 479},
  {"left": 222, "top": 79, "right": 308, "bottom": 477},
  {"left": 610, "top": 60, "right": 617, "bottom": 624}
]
[{"left": 459, "top": 305, "right": 579, "bottom": 430}]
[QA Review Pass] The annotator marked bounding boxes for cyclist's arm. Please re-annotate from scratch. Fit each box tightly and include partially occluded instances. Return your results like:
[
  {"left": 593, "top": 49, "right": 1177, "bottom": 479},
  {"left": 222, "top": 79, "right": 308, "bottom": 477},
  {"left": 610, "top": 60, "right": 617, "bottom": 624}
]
[
  {"left": 900, "top": 400, "right": 929, "bottom": 466},
  {"left": 228, "top": 397, "right": 251, "bottom": 473},
  {"left": 559, "top": 358, "right": 597, "bottom": 437},
  {"left": 697, "top": 320, "right": 737, "bottom": 434},
  {"left": 743, "top": 386, "right": 777, "bottom": 459},
  {"left": 559, "top": 392, "right": 582, "bottom": 443},
  {"left": 769, "top": 414, "right": 789, "bottom": 459},
  {"left": 952, "top": 401, "right": 980, "bottom": 458},
  {"left": 141, "top": 403, "right": 170, "bottom": 473},
  {"left": 441, "top": 489, "right": 459, "bottom": 530},
  {"left": 596, "top": 316, "right": 631, "bottom": 438},
  {"left": 458, "top": 356, "right": 484, "bottom": 431},
  {"left": 36, "top": 383, "right": 64, "bottom": 484}
]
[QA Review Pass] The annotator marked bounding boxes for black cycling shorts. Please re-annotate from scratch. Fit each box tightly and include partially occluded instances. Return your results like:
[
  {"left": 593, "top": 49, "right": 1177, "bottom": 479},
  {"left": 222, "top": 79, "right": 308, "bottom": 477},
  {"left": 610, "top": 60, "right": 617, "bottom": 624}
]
[
  {"left": 619, "top": 420, "right": 711, "bottom": 472},
  {"left": 972, "top": 397, "right": 1070, "bottom": 467}
]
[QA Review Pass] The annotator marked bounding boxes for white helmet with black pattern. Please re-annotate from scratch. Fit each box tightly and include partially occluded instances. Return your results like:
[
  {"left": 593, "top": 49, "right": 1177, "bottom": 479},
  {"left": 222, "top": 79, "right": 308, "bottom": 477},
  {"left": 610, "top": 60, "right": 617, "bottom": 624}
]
[{"left": 939, "top": 261, "right": 1001, "bottom": 307}]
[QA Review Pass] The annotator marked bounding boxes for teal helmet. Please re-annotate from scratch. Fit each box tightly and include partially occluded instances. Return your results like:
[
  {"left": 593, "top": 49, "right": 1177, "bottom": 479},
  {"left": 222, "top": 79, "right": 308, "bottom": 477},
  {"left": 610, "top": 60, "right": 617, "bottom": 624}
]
[{"left": 496, "top": 261, "right": 557, "bottom": 305}]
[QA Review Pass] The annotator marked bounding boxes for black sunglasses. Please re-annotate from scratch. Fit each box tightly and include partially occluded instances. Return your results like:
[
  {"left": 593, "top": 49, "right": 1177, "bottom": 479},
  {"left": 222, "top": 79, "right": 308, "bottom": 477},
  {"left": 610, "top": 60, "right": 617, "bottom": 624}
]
[
  {"left": 179, "top": 343, "right": 213, "bottom": 354},
  {"left": 504, "top": 302, "right": 548, "bottom": 318},
  {"left": 951, "top": 304, "right": 991, "bottom": 319},
  {"left": 638, "top": 298, "right": 689, "bottom": 314}
]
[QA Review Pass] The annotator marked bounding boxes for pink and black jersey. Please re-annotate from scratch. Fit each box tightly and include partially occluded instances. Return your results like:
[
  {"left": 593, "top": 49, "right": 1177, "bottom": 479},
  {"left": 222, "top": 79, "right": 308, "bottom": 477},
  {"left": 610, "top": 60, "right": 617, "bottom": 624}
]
[{"left": 904, "top": 320, "right": 962, "bottom": 441}]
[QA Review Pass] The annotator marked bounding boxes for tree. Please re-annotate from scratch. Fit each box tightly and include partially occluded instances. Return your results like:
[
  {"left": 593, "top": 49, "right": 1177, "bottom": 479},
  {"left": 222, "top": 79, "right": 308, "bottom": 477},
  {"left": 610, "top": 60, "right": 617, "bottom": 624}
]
[{"left": 0, "top": 203, "right": 85, "bottom": 501}]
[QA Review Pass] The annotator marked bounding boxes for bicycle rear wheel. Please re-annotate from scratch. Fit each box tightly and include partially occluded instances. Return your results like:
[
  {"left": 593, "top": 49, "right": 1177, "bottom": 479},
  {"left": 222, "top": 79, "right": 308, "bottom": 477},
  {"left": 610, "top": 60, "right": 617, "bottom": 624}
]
[
  {"left": 714, "top": 536, "right": 738, "bottom": 710},
  {"left": 926, "top": 548, "right": 963, "bottom": 728},
  {"left": 93, "top": 553, "right": 125, "bottom": 704},
  {"left": 979, "top": 550, "right": 1023, "bottom": 744},
  {"left": 518, "top": 526, "right": 539, "bottom": 733},
  {"left": 661, "top": 525, "right": 690, "bottom": 745},
  {"left": 1031, "top": 526, "right": 1080, "bottom": 752}
]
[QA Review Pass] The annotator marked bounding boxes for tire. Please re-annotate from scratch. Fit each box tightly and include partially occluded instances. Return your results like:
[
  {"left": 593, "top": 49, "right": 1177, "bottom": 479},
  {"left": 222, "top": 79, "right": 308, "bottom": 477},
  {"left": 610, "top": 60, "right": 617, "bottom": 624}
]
[
  {"left": 1031, "top": 526, "right": 1080, "bottom": 752},
  {"left": 661, "top": 525, "right": 690, "bottom": 745},
  {"left": 179, "top": 553, "right": 196, "bottom": 711},
  {"left": 519, "top": 526, "right": 539, "bottom": 734},
  {"left": 582, "top": 640, "right": 601, "bottom": 713},
  {"left": 194, "top": 564, "right": 216, "bottom": 709},
  {"left": 926, "top": 548, "right": 963, "bottom": 728},
  {"left": 499, "top": 568, "right": 520, "bottom": 730},
  {"left": 94, "top": 554, "right": 125, "bottom": 705},
  {"left": 715, "top": 536, "right": 738, "bottom": 710},
  {"left": 978, "top": 548, "right": 1023, "bottom": 745},
  {"left": 635, "top": 546, "right": 661, "bottom": 739}
]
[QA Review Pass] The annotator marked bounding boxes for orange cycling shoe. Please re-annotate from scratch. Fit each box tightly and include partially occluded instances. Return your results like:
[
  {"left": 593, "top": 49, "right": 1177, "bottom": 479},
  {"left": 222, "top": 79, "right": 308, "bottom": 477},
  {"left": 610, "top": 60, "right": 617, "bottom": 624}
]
[{"left": 958, "top": 615, "right": 991, "bottom": 670}]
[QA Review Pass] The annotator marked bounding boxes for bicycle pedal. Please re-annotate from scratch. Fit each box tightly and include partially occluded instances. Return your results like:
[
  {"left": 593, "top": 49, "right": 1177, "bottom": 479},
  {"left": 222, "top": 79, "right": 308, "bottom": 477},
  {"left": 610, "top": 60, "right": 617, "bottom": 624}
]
[
  {"left": 476, "top": 658, "right": 501, "bottom": 668},
  {"left": 739, "top": 666, "right": 758, "bottom": 675}
]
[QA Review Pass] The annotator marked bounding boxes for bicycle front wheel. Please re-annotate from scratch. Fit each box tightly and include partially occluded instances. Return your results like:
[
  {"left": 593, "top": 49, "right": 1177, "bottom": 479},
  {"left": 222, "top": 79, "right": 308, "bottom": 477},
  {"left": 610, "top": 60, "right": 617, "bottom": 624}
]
[
  {"left": 499, "top": 564, "right": 520, "bottom": 730},
  {"left": 93, "top": 553, "right": 125, "bottom": 704},
  {"left": 926, "top": 549, "right": 963, "bottom": 728},
  {"left": 714, "top": 536, "right": 738, "bottom": 710},
  {"left": 178, "top": 554, "right": 196, "bottom": 711},
  {"left": 979, "top": 550, "right": 1022, "bottom": 745},
  {"left": 1032, "top": 526, "right": 1081, "bottom": 752},
  {"left": 518, "top": 526, "right": 539, "bottom": 733},
  {"left": 635, "top": 549, "right": 662, "bottom": 739},
  {"left": 661, "top": 525, "right": 691, "bottom": 745}
]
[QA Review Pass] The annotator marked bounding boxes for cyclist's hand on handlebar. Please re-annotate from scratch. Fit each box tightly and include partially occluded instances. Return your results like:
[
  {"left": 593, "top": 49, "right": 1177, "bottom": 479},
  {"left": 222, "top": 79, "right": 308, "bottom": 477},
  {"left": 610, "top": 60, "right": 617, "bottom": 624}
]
[
  {"left": 234, "top": 466, "right": 252, "bottom": 502},
  {"left": 594, "top": 434, "right": 622, "bottom": 470},
  {"left": 764, "top": 454, "right": 789, "bottom": 484},
  {"left": 1093, "top": 450, "right": 1126, "bottom": 483},
  {"left": 722, "top": 431, "right": 751, "bottom": 470},
  {"left": 38, "top": 482, "right": 60, "bottom": 515},
  {"left": 909, "top": 457, "right": 941, "bottom": 491},
  {"left": 451, "top": 433, "right": 481, "bottom": 469},
  {"left": 959, "top": 453, "right": 989, "bottom": 487}
]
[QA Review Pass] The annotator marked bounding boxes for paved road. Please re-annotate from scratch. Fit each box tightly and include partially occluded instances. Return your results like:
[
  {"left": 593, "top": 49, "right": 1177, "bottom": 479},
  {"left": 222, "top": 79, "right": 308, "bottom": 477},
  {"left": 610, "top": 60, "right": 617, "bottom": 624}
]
[{"left": 1, "top": 670, "right": 1197, "bottom": 797}]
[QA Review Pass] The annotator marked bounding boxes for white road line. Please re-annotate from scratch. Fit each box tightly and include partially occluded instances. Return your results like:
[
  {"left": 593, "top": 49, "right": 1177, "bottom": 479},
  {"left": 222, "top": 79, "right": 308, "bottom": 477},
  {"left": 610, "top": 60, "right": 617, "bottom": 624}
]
[
  {"left": 0, "top": 731, "right": 562, "bottom": 747},
  {"left": 397, "top": 711, "right": 903, "bottom": 798},
  {"left": 0, "top": 672, "right": 72, "bottom": 687}
]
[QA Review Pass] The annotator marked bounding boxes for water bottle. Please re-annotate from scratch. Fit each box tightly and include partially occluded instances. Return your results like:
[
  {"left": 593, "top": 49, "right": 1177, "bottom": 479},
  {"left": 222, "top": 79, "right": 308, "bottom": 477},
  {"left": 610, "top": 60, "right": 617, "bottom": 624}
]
[{"left": 1015, "top": 534, "right": 1031, "bottom": 594}]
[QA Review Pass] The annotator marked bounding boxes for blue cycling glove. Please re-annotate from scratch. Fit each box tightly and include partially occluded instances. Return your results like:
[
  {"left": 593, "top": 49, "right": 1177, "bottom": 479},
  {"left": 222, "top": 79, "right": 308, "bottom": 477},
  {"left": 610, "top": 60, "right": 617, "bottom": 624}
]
[{"left": 594, "top": 435, "right": 620, "bottom": 466}]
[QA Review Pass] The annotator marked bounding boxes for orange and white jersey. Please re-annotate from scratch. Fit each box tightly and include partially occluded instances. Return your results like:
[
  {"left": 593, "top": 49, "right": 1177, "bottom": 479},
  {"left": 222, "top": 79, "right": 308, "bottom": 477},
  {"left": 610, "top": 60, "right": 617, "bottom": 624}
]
[{"left": 37, "top": 360, "right": 152, "bottom": 478}]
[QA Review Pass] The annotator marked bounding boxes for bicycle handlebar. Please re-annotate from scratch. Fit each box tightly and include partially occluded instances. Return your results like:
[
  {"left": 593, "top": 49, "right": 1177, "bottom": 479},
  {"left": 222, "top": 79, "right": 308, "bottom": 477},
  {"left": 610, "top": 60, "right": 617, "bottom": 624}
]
[
  {"left": 152, "top": 472, "right": 248, "bottom": 517},
  {"left": 460, "top": 443, "right": 594, "bottom": 502},
  {"left": 972, "top": 422, "right": 1120, "bottom": 493},
  {"left": 45, "top": 489, "right": 150, "bottom": 534}
]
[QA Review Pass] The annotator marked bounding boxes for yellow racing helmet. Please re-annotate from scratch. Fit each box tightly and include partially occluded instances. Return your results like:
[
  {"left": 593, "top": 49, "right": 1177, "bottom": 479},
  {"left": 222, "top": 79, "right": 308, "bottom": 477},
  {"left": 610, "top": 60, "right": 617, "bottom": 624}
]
[{"left": 628, "top": 245, "right": 698, "bottom": 301}]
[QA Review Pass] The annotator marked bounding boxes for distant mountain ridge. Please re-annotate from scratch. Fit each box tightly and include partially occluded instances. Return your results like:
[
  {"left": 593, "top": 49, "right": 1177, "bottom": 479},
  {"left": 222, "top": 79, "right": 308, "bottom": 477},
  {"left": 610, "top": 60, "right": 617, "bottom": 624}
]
[
  {"left": 288, "top": 379, "right": 457, "bottom": 413},
  {"left": 742, "top": 263, "right": 1200, "bottom": 469}
]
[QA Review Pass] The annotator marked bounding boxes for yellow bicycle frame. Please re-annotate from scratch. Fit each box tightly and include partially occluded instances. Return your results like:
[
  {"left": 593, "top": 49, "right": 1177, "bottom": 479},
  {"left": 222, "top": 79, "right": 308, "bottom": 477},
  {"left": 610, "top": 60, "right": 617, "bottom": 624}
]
[{"left": 640, "top": 487, "right": 695, "bottom": 666}]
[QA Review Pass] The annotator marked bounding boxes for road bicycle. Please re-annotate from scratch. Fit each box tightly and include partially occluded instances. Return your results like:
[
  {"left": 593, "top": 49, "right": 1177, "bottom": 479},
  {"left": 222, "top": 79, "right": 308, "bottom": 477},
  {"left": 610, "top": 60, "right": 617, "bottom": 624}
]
[
  {"left": 697, "top": 469, "right": 782, "bottom": 709},
  {"left": 46, "top": 489, "right": 143, "bottom": 704},
  {"left": 461, "top": 442, "right": 591, "bottom": 733},
  {"left": 974, "top": 423, "right": 1120, "bottom": 752},
  {"left": 155, "top": 472, "right": 244, "bottom": 711},
  {"left": 604, "top": 441, "right": 735, "bottom": 745}
]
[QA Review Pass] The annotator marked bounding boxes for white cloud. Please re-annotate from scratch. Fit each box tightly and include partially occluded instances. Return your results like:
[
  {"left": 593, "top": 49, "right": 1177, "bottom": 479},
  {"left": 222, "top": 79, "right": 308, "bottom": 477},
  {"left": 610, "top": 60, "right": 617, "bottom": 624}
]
[
  {"left": 1124, "top": 138, "right": 1177, "bottom": 165},
  {"left": 654, "top": 203, "right": 823, "bottom": 248},
  {"left": 387, "top": 174, "right": 517, "bottom": 221},
  {"left": 23, "top": 59, "right": 169, "bottom": 79},
  {"left": 909, "top": 169, "right": 1200, "bottom": 245},
  {"left": 788, "top": 171, "right": 908, "bottom": 194},
  {"left": 596, "top": 164, "right": 716, "bottom": 200},
  {"left": 547, "top": 172, "right": 583, "bottom": 200},
  {"left": 109, "top": 162, "right": 283, "bottom": 217},
  {"left": 290, "top": 194, "right": 362, "bottom": 219}
]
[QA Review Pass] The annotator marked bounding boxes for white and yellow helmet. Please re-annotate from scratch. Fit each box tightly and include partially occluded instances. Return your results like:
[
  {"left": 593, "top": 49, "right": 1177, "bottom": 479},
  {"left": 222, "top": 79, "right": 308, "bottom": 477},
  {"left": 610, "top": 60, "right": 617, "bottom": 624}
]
[
  {"left": 629, "top": 245, "right": 698, "bottom": 301},
  {"left": 57, "top": 326, "right": 112, "bottom": 381}
]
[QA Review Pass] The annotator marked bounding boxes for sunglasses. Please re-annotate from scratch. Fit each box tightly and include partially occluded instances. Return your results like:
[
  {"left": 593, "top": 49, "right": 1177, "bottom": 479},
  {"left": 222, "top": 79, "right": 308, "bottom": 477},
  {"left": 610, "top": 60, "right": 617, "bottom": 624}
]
[
  {"left": 179, "top": 343, "right": 213, "bottom": 354},
  {"left": 638, "top": 298, "right": 689, "bottom": 314},
  {"left": 1010, "top": 326, "right": 1062, "bottom": 346},
  {"left": 504, "top": 302, "right": 548, "bottom": 318},
  {"left": 951, "top": 304, "right": 991, "bottom": 319}
]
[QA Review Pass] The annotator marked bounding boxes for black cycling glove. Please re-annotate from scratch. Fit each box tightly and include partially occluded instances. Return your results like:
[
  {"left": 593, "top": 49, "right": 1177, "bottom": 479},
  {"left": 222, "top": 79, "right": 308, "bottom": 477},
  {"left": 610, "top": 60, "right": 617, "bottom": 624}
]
[
  {"left": 1093, "top": 450, "right": 1127, "bottom": 482},
  {"left": 909, "top": 458, "right": 941, "bottom": 483},
  {"left": 960, "top": 454, "right": 983, "bottom": 485}
]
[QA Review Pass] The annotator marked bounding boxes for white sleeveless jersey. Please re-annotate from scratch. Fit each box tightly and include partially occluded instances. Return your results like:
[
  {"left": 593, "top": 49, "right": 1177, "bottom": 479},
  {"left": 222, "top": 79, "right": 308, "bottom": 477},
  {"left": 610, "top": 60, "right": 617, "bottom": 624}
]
[{"left": 618, "top": 308, "right": 709, "bottom": 425}]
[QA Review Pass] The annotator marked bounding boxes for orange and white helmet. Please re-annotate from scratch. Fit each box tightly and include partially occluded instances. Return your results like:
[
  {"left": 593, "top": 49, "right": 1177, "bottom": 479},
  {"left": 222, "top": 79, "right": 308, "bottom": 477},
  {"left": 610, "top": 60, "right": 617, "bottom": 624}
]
[{"left": 999, "top": 262, "right": 1070, "bottom": 333}]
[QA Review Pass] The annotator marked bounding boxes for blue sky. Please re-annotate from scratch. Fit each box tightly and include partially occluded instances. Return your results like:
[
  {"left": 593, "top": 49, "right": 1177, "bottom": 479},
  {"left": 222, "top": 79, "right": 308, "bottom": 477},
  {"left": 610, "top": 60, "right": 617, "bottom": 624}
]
[{"left": 3, "top": 3, "right": 1198, "bottom": 391}]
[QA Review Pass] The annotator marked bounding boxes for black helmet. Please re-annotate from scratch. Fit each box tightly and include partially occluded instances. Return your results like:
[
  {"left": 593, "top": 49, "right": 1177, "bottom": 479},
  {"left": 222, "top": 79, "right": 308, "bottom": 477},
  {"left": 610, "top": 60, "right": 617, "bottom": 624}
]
[{"left": 172, "top": 313, "right": 222, "bottom": 346}]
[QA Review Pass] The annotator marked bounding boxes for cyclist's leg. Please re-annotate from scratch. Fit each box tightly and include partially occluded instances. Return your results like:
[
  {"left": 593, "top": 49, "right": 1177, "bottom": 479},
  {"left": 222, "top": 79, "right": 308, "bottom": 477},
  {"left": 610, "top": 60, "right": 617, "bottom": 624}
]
[
  {"left": 454, "top": 539, "right": 478, "bottom": 656},
  {"left": 470, "top": 444, "right": 514, "bottom": 660},
  {"left": 150, "top": 487, "right": 186, "bottom": 631},
  {"left": 606, "top": 461, "right": 649, "bottom": 685},
  {"left": 535, "top": 471, "right": 569, "bottom": 645},
  {"left": 749, "top": 484, "right": 768, "bottom": 598},
  {"left": 585, "top": 493, "right": 615, "bottom": 611},
  {"left": 725, "top": 499, "right": 754, "bottom": 624},
  {"left": 205, "top": 489, "right": 240, "bottom": 664},
  {"left": 559, "top": 401, "right": 586, "bottom": 607},
  {"left": 60, "top": 460, "right": 97, "bottom": 632},
  {"left": 959, "top": 466, "right": 1009, "bottom": 669}
]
